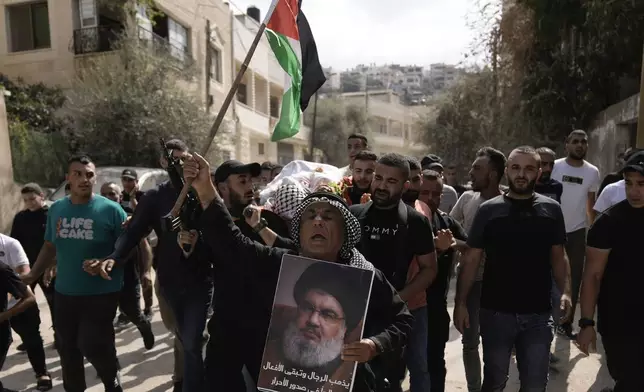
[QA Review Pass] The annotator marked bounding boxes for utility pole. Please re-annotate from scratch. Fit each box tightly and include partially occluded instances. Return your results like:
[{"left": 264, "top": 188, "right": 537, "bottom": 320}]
[
  {"left": 364, "top": 74, "right": 369, "bottom": 115},
  {"left": 637, "top": 43, "right": 644, "bottom": 148},
  {"left": 205, "top": 19, "right": 211, "bottom": 110}
]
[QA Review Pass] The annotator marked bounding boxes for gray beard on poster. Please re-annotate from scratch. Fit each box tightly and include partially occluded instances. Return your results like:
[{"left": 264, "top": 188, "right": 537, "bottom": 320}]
[{"left": 282, "top": 321, "right": 346, "bottom": 368}]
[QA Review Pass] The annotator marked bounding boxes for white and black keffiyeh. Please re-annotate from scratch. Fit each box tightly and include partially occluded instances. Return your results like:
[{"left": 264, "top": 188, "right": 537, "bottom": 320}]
[
  {"left": 290, "top": 192, "right": 374, "bottom": 272},
  {"left": 269, "top": 184, "right": 310, "bottom": 221}
]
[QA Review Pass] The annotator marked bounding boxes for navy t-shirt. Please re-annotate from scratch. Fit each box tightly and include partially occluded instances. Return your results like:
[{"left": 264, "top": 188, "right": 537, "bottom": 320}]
[{"left": 467, "top": 193, "right": 567, "bottom": 313}]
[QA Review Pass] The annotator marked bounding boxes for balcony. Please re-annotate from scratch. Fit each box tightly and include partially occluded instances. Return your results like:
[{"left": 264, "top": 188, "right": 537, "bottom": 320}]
[
  {"left": 71, "top": 25, "right": 123, "bottom": 55},
  {"left": 71, "top": 25, "right": 192, "bottom": 68}
]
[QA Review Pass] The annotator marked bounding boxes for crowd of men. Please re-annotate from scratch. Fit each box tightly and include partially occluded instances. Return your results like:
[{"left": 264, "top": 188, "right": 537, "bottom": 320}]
[{"left": 0, "top": 130, "right": 641, "bottom": 392}]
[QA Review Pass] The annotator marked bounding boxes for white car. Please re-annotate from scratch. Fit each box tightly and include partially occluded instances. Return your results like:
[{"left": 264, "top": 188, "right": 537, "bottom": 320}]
[{"left": 47, "top": 166, "right": 169, "bottom": 246}]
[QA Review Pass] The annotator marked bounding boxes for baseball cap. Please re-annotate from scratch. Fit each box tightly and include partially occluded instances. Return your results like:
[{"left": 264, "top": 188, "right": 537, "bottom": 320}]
[
  {"left": 623, "top": 150, "right": 644, "bottom": 175},
  {"left": 421, "top": 154, "right": 443, "bottom": 168},
  {"left": 213, "top": 160, "right": 261, "bottom": 184},
  {"left": 428, "top": 162, "right": 444, "bottom": 171},
  {"left": 121, "top": 169, "right": 138, "bottom": 180}
]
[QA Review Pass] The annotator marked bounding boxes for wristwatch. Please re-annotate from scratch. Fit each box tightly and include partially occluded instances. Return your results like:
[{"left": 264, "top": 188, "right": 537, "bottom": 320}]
[
  {"left": 253, "top": 217, "right": 268, "bottom": 233},
  {"left": 578, "top": 318, "right": 595, "bottom": 329}
]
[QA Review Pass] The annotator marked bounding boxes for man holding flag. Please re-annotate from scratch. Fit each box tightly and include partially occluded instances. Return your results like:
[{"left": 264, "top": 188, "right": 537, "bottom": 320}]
[{"left": 204, "top": 0, "right": 326, "bottom": 390}]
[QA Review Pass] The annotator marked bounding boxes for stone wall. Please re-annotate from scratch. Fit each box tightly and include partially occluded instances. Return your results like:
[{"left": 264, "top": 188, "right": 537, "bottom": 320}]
[
  {"left": 0, "top": 91, "right": 22, "bottom": 234},
  {"left": 587, "top": 93, "right": 639, "bottom": 176}
]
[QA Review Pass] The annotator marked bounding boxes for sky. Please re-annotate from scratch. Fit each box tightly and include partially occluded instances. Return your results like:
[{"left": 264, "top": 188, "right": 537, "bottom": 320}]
[{"left": 226, "top": 0, "right": 482, "bottom": 71}]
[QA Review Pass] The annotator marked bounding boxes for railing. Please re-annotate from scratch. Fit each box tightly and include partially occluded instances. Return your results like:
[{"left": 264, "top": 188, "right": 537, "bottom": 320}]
[
  {"left": 71, "top": 25, "right": 192, "bottom": 68},
  {"left": 136, "top": 26, "right": 192, "bottom": 68},
  {"left": 72, "top": 25, "right": 123, "bottom": 55}
]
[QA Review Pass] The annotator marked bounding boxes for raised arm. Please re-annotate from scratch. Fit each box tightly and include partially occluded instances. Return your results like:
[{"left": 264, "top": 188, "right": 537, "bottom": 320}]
[{"left": 109, "top": 192, "right": 155, "bottom": 266}]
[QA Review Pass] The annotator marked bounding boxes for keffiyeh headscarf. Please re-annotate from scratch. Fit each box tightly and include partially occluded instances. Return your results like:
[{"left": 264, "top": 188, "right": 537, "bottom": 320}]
[
  {"left": 269, "top": 184, "right": 310, "bottom": 221},
  {"left": 290, "top": 192, "right": 374, "bottom": 271}
]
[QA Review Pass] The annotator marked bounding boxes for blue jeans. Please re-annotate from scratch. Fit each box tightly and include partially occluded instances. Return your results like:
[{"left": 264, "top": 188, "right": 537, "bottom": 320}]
[
  {"left": 462, "top": 281, "right": 482, "bottom": 392},
  {"left": 162, "top": 283, "right": 213, "bottom": 392},
  {"left": 404, "top": 307, "right": 430, "bottom": 392},
  {"left": 479, "top": 309, "right": 554, "bottom": 392}
]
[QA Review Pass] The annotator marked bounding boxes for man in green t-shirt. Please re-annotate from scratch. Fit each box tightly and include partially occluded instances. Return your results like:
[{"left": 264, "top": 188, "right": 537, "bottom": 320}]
[{"left": 24, "top": 155, "right": 127, "bottom": 392}]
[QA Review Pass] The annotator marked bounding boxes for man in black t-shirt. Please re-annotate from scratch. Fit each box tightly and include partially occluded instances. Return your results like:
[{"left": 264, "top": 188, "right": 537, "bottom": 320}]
[
  {"left": 454, "top": 146, "right": 572, "bottom": 391},
  {"left": 350, "top": 153, "right": 437, "bottom": 392},
  {"left": 577, "top": 151, "right": 644, "bottom": 391},
  {"left": 535, "top": 147, "right": 563, "bottom": 203},
  {"left": 120, "top": 169, "right": 145, "bottom": 214},
  {"left": 0, "top": 262, "right": 37, "bottom": 392},
  {"left": 205, "top": 160, "right": 291, "bottom": 391}
]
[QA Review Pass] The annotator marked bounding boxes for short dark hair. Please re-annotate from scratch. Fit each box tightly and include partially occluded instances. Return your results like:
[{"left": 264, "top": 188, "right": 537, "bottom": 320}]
[
  {"left": 476, "top": 147, "right": 506, "bottom": 183},
  {"left": 68, "top": 154, "right": 93, "bottom": 167},
  {"left": 536, "top": 147, "right": 556, "bottom": 158},
  {"left": 511, "top": 145, "right": 541, "bottom": 165},
  {"left": 354, "top": 150, "right": 378, "bottom": 162},
  {"left": 378, "top": 153, "right": 410, "bottom": 180},
  {"left": 348, "top": 133, "right": 368, "bottom": 146},
  {"left": 566, "top": 129, "right": 588, "bottom": 143},
  {"left": 406, "top": 156, "right": 421, "bottom": 172},
  {"left": 261, "top": 161, "right": 273, "bottom": 170},
  {"left": 624, "top": 147, "right": 642, "bottom": 162},
  {"left": 21, "top": 183, "right": 43, "bottom": 195},
  {"left": 421, "top": 170, "right": 442, "bottom": 184},
  {"left": 165, "top": 139, "right": 189, "bottom": 152}
]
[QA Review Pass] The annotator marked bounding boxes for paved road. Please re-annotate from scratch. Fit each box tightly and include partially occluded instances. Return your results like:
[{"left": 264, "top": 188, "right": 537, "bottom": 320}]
[{"left": 0, "top": 284, "right": 613, "bottom": 391}]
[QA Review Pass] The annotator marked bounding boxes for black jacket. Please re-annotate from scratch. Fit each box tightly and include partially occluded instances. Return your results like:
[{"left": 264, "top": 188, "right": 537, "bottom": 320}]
[
  {"left": 108, "top": 181, "right": 213, "bottom": 292},
  {"left": 10, "top": 207, "right": 48, "bottom": 266},
  {"left": 200, "top": 196, "right": 414, "bottom": 392}
]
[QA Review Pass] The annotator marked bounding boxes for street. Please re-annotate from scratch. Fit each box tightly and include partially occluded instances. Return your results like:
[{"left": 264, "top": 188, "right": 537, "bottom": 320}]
[{"left": 0, "top": 283, "right": 613, "bottom": 391}]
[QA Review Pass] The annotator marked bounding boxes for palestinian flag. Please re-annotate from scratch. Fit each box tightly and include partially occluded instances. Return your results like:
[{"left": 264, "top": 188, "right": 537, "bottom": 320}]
[{"left": 264, "top": 0, "right": 326, "bottom": 141}]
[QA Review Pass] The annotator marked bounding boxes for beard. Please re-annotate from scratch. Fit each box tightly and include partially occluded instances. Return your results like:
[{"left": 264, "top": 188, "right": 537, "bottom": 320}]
[
  {"left": 569, "top": 150, "right": 586, "bottom": 160},
  {"left": 229, "top": 190, "right": 251, "bottom": 216},
  {"left": 402, "top": 190, "right": 419, "bottom": 205},
  {"left": 508, "top": 177, "right": 536, "bottom": 195},
  {"left": 540, "top": 172, "right": 551, "bottom": 182},
  {"left": 372, "top": 189, "right": 401, "bottom": 208},
  {"left": 282, "top": 322, "right": 345, "bottom": 369}
]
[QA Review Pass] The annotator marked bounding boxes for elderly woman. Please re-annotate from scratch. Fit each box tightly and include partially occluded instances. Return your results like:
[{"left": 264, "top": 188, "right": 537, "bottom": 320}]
[{"left": 185, "top": 153, "right": 413, "bottom": 392}]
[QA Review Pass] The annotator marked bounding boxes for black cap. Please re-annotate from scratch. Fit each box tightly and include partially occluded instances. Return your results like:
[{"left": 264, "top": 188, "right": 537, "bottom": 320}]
[
  {"left": 623, "top": 151, "right": 644, "bottom": 175},
  {"left": 293, "top": 261, "right": 372, "bottom": 331},
  {"left": 421, "top": 154, "right": 442, "bottom": 168},
  {"left": 121, "top": 169, "right": 138, "bottom": 180},
  {"left": 213, "top": 160, "right": 261, "bottom": 184},
  {"left": 428, "top": 162, "right": 444, "bottom": 171}
]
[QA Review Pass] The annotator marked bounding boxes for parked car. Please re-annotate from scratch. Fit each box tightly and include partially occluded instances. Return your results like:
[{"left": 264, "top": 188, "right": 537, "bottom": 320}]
[{"left": 47, "top": 166, "right": 169, "bottom": 247}]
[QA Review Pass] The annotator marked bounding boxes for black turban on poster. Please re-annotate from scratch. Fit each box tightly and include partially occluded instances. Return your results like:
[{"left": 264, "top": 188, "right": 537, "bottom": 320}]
[{"left": 293, "top": 261, "right": 371, "bottom": 331}]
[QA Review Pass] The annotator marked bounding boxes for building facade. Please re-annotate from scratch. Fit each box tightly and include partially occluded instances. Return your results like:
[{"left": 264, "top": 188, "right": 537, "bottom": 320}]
[{"left": 340, "top": 90, "right": 428, "bottom": 157}]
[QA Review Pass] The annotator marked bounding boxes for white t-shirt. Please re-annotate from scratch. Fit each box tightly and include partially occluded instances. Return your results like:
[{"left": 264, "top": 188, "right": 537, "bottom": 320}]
[
  {"left": 0, "top": 234, "right": 29, "bottom": 310},
  {"left": 450, "top": 191, "right": 487, "bottom": 281},
  {"left": 593, "top": 180, "right": 625, "bottom": 214},
  {"left": 551, "top": 159, "right": 600, "bottom": 233}
]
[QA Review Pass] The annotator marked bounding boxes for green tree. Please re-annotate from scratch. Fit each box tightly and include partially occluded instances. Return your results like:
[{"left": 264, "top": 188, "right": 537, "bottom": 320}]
[
  {"left": 420, "top": 69, "right": 534, "bottom": 168},
  {"left": 1, "top": 75, "right": 71, "bottom": 186},
  {"left": 303, "top": 98, "right": 370, "bottom": 166},
  {"left": 67, "top": 32, "right": 229, "bottom": 167}
]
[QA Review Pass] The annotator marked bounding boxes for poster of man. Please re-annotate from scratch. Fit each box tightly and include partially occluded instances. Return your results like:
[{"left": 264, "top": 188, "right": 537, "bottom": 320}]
[{"left": 258, "top": 255, "right": 374, "bottom": 392}]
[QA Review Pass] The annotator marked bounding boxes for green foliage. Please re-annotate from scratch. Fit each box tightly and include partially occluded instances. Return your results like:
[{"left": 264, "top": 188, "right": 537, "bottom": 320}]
[
  {"left": 9, "top": 121, "right": 68, "bottom": 186},
  {"left": 303, "top": 98, "right": 370, "bottom": 166},
  {"left": 513, "top": 0, "right": 644, "bottom": 138},
  {"left": 1, "top": 74, "right": 71, "bottom": 186},
  {"left": 420, "top": 70, "right": 535, "bottom": 168},
  {"left": 67, "top": 33, "right": 226, "bottom": 167},
  {"left": 0, "top": 74, "right": 69, "bottom": 134}
]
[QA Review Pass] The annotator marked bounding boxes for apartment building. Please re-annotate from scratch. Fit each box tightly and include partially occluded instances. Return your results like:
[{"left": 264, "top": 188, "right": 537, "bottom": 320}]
[
  {"left": 426, "top": 63, "right": 463, "bottom": 94},
  {"left": 0, "top": 0, "right": 310, "bottom": 165},
  {"left": 340, "top": 90, "right": 428, "bottom": 157}
]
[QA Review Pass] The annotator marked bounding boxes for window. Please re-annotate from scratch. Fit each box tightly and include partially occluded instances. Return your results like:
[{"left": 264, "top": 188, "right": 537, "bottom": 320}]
[
  {"left": 168, "top": 18, "right": 188, "bottom": 61},
  {"left": 7, "top": 2, "right": 51, "bottom": 52},
  {"left": 258, "top": 143, "right": 265, "bottom": 156},
  {"left": 237, "top": 83, "right": 248, "bottom": 105},
  {"left": 209, "top": 46, "right": 222, "bottom": 83},
  {"left": 269, "top": 96, "right": 280, "bottom": 118}
]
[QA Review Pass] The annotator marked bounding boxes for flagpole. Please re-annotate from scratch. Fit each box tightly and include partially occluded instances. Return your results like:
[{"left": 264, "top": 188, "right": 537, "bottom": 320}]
[
  {"left": 308, "top": 91, "right": 319, "bottom": 161},
  {"left": 201, "top": 1, "right": 279, "bottom": 156}
]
